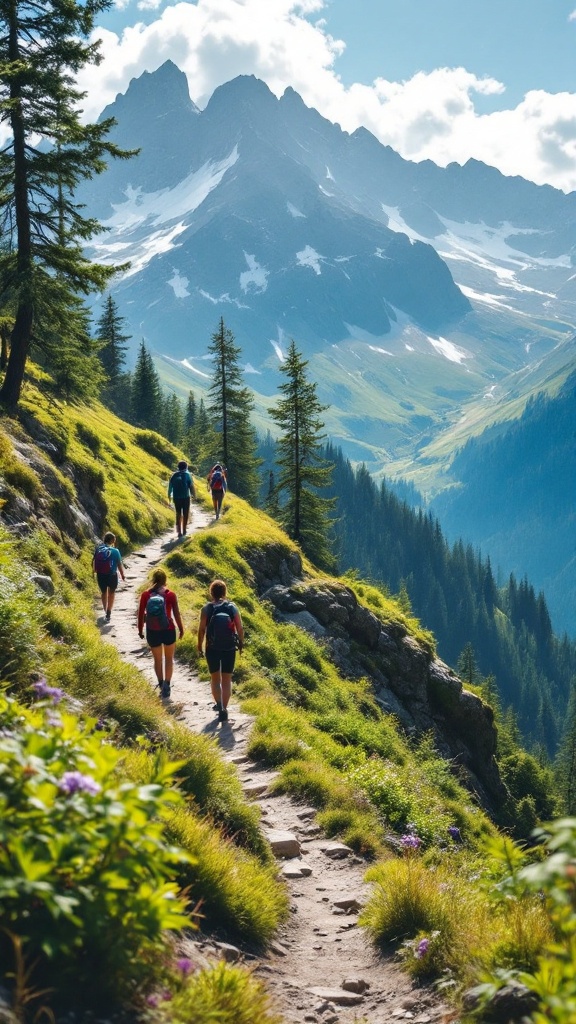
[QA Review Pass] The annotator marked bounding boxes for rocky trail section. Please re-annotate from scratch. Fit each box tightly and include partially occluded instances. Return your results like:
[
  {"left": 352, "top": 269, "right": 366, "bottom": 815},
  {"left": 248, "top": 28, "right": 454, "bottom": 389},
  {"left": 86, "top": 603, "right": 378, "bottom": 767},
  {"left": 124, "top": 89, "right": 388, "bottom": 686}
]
[{"left": 99, "top": 510, "right": 449, "bottom": 1024}]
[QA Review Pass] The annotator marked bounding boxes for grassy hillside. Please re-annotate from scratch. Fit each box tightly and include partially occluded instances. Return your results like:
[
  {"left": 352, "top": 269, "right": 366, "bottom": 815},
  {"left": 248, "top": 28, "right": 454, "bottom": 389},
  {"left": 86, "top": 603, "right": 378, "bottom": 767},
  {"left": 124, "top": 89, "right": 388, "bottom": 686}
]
[{"left": 0, "top": 374, "right": 573, "bottom": 1021}]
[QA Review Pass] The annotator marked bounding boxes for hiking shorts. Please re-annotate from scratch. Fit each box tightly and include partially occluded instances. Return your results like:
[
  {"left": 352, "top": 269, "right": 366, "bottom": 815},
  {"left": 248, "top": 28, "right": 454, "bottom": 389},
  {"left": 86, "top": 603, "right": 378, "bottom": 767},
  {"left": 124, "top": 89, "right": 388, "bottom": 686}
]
[
  {"left": 211, "top": 487, "right": 224, "bottom": 503},
  {"left": 206, "top": 647, "right": 236, "bottom": 674},
  {"left": 174, "top": 497, "right": 190, "bottom": 520},
  {"left": 97, "top": 572, "right": 118, "bottom": 593},
  {"left": 146, "top": 627, "right": 177, "bottom": 648}
]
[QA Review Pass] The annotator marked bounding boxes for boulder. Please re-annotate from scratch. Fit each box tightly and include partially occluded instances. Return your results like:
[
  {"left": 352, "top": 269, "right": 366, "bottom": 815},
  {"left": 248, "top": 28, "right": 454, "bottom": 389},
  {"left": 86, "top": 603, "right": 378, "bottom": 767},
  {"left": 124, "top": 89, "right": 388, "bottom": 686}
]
[{"left": 266, "top": 829, "right": 301, "bottom": 858}]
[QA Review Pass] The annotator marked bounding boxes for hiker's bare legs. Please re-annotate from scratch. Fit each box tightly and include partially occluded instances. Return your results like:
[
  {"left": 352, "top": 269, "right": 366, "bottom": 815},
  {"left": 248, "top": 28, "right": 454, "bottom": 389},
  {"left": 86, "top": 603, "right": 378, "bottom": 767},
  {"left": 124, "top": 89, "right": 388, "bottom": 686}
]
[
  {"left": 210, "top": 671, "right": 222, "bottom": 704},
  {"left": 210, "top": 671, "right": 231, "bottom": 707},
  {"left": 100, "top": 590, "right": 108, "bottom": 613},
  {"left": 220, "top": 673, "right": 232, "bottom": 709},
  {"left": 151, "top": 646, "right": 164, "bottom": 685},
  {"left": 163, "top": 643, "right": 175, "bottom": 683},
  {"left": 107, "top": 590, "right": 116, "bottom": 614}
]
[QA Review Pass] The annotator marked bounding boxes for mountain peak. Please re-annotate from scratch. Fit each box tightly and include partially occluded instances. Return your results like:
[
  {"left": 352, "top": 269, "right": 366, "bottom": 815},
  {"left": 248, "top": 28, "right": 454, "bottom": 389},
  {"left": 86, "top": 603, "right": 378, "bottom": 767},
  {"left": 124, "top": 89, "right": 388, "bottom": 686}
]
[{"left": 101, "top": 60, "right": 199, "bottom": 123}]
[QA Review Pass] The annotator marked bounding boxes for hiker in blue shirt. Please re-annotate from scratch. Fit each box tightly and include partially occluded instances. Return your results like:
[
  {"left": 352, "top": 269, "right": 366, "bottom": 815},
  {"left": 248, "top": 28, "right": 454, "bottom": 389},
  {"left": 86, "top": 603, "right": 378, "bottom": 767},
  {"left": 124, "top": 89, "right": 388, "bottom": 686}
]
[
  {"left": 168, "top": 460, "right": 196, "bottom": 538},
  {"left": 92, "top": 531, "right": 125, "bottom": 622}
]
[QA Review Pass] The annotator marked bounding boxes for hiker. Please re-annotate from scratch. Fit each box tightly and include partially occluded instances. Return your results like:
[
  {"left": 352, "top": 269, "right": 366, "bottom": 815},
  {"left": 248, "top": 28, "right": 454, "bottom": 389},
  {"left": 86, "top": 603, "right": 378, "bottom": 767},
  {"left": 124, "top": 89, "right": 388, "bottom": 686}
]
[
  {"left": 168, "top": 460, "right": 196, "bottom": 537},
  {"left": 93, "top": 531, "right": 126, "bottom": 622},
  {"left": 138, "top": 567, "right": 184, "bottom": 699},
  {"left": 197, "top": 579, "right": 244, "bottom": 723},
  {"left": 206, "top": 463, "right": 227, "bottom": 519}
]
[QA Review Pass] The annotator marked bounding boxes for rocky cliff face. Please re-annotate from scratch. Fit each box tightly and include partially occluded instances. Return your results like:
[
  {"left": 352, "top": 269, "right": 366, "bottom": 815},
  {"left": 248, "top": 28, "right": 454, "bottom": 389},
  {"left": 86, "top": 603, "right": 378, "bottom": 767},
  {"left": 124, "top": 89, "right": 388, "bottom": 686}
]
[{"left": 243, "top": 542, "right": 507, "bottom": 813}]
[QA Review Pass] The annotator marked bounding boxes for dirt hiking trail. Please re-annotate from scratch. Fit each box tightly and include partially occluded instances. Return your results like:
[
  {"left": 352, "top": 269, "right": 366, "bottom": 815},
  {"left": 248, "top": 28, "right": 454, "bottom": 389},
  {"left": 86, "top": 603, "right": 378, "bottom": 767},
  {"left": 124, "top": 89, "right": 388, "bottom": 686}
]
[{"left": 98, "top": 506, "right": 450, "bottom": 1024}]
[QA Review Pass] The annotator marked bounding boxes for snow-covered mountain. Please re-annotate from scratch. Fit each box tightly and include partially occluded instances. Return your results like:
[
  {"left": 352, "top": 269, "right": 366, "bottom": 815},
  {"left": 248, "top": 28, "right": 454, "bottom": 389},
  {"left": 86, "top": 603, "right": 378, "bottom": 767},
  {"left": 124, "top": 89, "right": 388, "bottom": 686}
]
[{"left": 84, "top": 61, "right": 576, "bottom": 478}]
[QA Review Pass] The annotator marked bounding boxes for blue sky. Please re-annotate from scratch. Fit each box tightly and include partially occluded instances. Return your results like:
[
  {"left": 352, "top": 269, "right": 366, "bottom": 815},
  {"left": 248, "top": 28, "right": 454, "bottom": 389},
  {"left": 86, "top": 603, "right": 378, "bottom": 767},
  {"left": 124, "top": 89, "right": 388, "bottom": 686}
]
[{"left": 83, "top": 0, "right": 576, "bottom": 191}]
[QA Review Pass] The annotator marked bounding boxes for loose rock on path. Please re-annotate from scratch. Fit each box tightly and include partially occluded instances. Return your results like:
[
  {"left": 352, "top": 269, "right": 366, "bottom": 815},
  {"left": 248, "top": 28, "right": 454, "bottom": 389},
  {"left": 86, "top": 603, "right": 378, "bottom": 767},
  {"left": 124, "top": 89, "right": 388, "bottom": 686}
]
[{"left": 98, "top": 507, "right": 450, "bottom": 1024}]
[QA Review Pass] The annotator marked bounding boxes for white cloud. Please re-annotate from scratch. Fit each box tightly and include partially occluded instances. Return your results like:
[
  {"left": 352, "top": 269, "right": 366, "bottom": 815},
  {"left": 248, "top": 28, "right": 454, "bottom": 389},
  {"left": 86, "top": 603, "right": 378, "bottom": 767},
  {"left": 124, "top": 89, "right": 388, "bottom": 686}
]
[{"left": 79, "top": 0, "right": 576, "bottom": 192}]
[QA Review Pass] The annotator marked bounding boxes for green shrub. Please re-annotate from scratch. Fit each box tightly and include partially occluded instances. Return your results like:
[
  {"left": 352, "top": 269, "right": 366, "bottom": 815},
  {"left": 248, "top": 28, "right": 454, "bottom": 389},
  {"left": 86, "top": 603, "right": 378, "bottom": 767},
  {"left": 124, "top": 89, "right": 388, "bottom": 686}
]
[
  {"left": 75, "top": 421, "right": 101, "bottom": 456},
  {"left": 135, "top": 430, "right": 177, "bottom": 468},
  {"left": 0, "top": 692, "right": 190, "bottom": 1012},
  {"left": 3, "top": 460, "right": 40, "bottom": 500},
  {"left": 166, "top": 962, "right": 281, "bottom": 1024}
]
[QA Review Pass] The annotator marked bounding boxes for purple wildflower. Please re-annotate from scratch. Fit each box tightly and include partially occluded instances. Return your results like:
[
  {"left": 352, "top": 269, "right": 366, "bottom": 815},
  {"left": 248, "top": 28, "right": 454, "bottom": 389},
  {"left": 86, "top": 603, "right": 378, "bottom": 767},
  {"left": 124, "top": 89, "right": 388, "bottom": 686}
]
[
  {"left": 175, "top": 957, "right": 194, "bottom": 977},
  {"left": 58, "top": 771, "right": 101, "bottom": 796},
  {"left": 415, "top": 938, "right": 430, "bottom": 959},
  {"left": 161, "top": 991, "right": 173, "bottom": 1002},
  {"left": 448, "top": 826, "right": 462, "bottom": 842},
  {"left": 401, "top": 833, "right": 422, "bottom": 851},
  {"left": 145, "top": 994, "right": 159, "bottom": 1008},
  {"left": 31, "top": 679, "right": 64, "bottom": 704}
]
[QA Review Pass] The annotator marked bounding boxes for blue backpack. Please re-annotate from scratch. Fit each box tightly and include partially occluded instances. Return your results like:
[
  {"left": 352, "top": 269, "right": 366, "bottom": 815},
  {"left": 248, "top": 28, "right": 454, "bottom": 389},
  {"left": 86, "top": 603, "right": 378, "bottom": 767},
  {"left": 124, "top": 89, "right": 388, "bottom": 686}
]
[
  {"left": 206, "top": 602, "right": 238, "bottom": 650},
  {"left": 145, "top": 590, "right": 170, "bottom": 631}
]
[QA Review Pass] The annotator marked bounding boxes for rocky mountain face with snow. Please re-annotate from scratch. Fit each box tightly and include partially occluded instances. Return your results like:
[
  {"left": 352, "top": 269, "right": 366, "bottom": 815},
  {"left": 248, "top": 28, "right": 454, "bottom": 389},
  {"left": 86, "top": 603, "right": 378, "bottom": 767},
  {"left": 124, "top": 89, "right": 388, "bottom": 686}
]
[
  {"left": 85, "top": 61, "right": 576, "bottom": 474},
  {"left": 83, "top": 61, "right": 576, "bottom": 635}
]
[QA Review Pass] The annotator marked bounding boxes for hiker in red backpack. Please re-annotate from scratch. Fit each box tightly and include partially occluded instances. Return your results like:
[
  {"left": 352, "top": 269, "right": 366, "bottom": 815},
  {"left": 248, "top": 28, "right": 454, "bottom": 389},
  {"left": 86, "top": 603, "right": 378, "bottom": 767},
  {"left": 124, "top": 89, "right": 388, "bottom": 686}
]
[
  {"left": 93, "top": 531, "right": 125, "bottom": 622},
  {"left": 197, "top": 579, "right": 244, "bottom": 723},
  {"left": 138, "top": 567, "right": 184, "bottom": 699},
  {"left": 206, "top": 463, "right": 227, "bottom": 519}
]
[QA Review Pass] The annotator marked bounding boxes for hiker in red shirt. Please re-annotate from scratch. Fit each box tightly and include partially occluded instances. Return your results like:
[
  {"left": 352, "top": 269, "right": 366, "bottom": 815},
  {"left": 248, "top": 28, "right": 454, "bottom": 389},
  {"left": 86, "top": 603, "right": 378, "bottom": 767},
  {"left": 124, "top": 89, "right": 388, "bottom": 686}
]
[{"left": 138, "top": 568, "right": 184, "bottom": 699}]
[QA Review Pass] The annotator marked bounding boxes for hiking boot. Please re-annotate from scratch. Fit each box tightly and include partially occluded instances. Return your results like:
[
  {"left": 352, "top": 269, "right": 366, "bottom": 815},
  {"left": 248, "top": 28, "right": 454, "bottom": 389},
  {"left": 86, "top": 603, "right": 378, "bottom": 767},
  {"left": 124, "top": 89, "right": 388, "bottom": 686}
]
[
  {"left": 161, "top": 680, "right": 171, "bottom": 699},
  {"left": 105, "top": 609, "right": 111, "bottom": 621},
  {"left": 212, "top": 701, "right": 222, "bottom": 713},
  {"left": 218, "top": 707, "right": 228, "bottom": 723}
]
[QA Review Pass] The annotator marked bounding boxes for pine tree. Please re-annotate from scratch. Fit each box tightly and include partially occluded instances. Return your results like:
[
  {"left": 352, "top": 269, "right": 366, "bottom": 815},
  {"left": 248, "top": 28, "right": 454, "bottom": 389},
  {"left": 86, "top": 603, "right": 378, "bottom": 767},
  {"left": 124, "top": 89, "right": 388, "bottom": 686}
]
[
  {"left": 457, "top": 642, "right": 477, "bottom": 687},
  {"left": 131, "top": 341, "right": 162, "bottom": 429},
  {"left": 184, "top": 391, "right": 196, "bottom": 432},
  {"left": 0, "top": 1, "right": 134, "bottom": 406},
  {"left": 162, "top": 392, "right": 184, "bottom": 445},
  {"left": 268, "top": 340, "right": 335, "bottom": 570},
  {"left": 207, "top": 317, "right": 261, "bottom": 503},
  {"left": 95, "top": 295, "right": 130, "bottom": 385},
  {"left": 187, "top": 398, "right": 219, "bottom": 473}
]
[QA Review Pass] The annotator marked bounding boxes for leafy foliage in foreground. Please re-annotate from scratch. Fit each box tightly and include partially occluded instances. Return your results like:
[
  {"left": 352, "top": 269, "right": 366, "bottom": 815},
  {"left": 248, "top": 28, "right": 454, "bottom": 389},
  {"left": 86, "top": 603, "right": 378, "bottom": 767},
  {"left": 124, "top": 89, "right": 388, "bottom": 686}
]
[{"left": 0, "top": 690, "right": 189, "bottom": 1010}]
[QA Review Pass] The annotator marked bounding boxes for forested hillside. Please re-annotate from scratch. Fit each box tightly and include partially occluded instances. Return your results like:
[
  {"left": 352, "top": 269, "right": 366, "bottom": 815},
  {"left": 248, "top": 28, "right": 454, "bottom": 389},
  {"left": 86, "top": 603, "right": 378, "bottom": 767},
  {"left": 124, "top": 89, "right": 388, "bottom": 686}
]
[
  {"left": 323, "top": 444, "right": 576, "bottom": 757},
  {"left": 430, "top": 370, "right": 576, "bottom": 638}
]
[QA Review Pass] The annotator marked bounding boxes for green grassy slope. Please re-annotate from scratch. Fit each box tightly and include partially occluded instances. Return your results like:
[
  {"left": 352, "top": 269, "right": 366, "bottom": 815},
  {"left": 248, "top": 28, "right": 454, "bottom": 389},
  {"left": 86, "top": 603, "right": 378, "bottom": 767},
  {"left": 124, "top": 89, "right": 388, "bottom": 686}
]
[{"left": 0, "top": 374, "right": 569, "bottom": 1019}]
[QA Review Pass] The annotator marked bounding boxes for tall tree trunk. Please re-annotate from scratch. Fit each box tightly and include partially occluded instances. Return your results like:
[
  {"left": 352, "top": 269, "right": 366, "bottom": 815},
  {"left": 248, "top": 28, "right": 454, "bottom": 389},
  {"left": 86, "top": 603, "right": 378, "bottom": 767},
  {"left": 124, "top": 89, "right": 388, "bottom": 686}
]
[
  {"left": 0, "top": 6, "right": 33, "bottom": 406},
  {"left": 0, "top": 304, "right": 33, "bottom": 405},
  {"left": 0, "top": 326, "right": 9, "bottom": 371}
]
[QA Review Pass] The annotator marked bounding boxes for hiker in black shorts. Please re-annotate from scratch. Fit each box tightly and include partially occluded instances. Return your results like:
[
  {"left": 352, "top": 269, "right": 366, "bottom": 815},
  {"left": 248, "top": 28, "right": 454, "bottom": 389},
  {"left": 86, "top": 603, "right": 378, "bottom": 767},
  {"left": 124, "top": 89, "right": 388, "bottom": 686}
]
[
  {"left": 168, "top": 460, "right": 195, "bottom": 537},
  {"left": 197, "top": 579, "right": 244, "bottom": 723},
  {"left": 138, "top": 568, "right": 184, "bottom": 698},
  {"left": 93, "top": 531, "right": 126, "bottom": 622}
]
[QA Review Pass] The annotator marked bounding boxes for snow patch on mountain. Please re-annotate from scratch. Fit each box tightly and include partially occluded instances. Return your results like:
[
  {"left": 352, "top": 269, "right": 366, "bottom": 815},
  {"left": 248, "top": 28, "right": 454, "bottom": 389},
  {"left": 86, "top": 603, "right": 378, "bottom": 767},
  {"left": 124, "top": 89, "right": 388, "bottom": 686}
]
[
  {"left": 199, "top": 289, "right": 249, "bottom": 309},
  {"left": 459, "top": 285, "right": 520, "bottom": 313},
  {"left": 92, "top": 149, "right": 239, "bottom": 275},
  {"left": 240, "top": 253, "right": 269, "bottom": 293},
  {"left": 427, "top": 336, "right": 469, "bottom": 364},
  {"left": 297, "top": 245, "right": 323, "bottom": 274},
  {"left": 168, "top": 270, "right": 190, "bottom": 298},
  {"left": 368, "top": 345, "right": 394, "bottom": 356},
  {"left": 287, "top": 202, "right": 305, "bottom": 218},
  {"left": 381, "top": 205, "right": 425, "bottom": 243}
]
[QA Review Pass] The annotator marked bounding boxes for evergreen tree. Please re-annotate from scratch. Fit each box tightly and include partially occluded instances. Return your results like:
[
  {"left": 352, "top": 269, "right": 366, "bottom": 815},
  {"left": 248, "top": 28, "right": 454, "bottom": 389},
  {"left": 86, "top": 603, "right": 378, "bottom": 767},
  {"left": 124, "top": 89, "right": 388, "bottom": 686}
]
[
  {"left": 268, "top": 340, "right": 335, "bottom": 570},
  {"left": 131, "top": 341, "right": 162, "bottom": 429},
  {"left": 0, "top": 1, "right": 134, "bottom": 406},
  {"left": 207, "top": 317, "right": 261, "bottom": 503},
  {"left": 187, "top": 398, "right": 219, "bottom": 473},
  {"left": 95, "top": 295, "right": 130, "bottom": 386},
  {"left": 457, "top": 642, "right": 478, "bottom": 687},
  {"left": 184, "top": 391, "right": 196, "bottom": 432},
  {"left": 557, "top": 683, "right": 576, "bottom": 813},
  {"left": 162, "top": 392, "right": 184, "bottom": 445}
]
